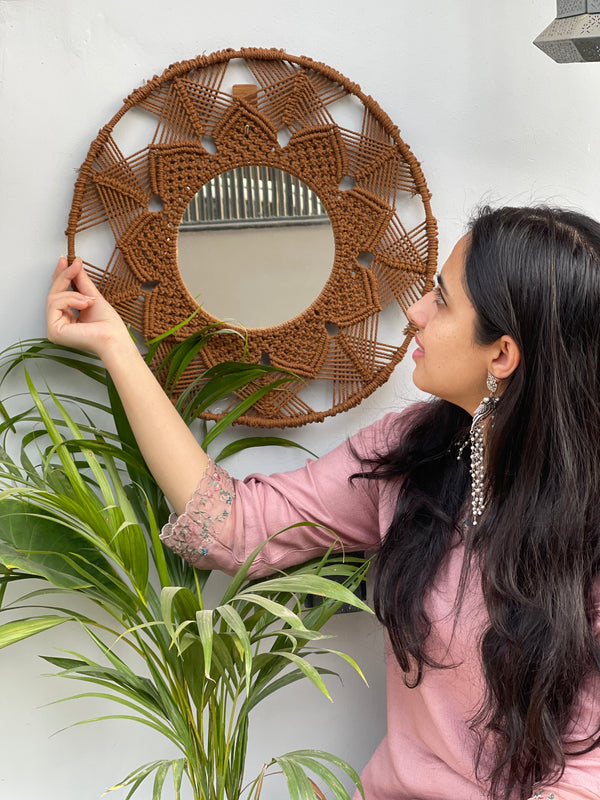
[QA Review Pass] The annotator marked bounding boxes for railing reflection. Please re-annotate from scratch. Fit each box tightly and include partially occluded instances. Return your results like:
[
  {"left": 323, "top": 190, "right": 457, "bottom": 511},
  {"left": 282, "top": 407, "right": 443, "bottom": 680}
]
[{"left": 181, "top": 167, "right": 329, "bottom": 230}]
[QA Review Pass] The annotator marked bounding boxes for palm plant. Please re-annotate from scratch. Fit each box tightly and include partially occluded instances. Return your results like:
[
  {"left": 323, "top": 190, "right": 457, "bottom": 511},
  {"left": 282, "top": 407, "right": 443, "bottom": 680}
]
[{"left": 0, "top": 331, "right": 370, "bottom": 800}]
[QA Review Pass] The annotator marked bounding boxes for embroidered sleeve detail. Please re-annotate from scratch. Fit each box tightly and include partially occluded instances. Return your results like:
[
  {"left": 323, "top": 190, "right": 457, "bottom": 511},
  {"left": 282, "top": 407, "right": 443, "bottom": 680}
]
[
  {"left": 160, "top": 459, "right": 235, "bottom": 566},
  {"left": 529, "top": 792, "right": 600, "bottom": 800}
]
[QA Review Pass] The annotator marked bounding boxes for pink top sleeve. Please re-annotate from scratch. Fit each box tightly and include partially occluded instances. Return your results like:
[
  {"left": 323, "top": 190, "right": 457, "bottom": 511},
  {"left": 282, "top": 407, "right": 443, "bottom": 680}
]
[{"left": 160, "top": 412, "right": 404, "bottom": 576}]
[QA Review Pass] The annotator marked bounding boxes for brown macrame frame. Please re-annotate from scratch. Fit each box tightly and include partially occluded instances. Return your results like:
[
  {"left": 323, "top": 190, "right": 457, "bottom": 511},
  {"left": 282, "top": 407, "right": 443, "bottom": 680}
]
[{"left": 66, "top": 47, "right": 437, "bottom": 428}]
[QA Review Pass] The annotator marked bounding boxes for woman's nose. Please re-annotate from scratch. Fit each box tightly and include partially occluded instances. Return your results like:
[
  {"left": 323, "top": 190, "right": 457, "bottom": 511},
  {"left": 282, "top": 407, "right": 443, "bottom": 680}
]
[{"left": 407, "top": 292, "right": 432, "bottom": 328}]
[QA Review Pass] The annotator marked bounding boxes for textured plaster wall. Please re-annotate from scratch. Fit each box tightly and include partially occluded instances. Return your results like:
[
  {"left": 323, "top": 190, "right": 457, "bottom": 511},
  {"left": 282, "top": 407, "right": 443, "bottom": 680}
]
[{"left": 1, "top": 1, "right": 599, "bottom": 797}]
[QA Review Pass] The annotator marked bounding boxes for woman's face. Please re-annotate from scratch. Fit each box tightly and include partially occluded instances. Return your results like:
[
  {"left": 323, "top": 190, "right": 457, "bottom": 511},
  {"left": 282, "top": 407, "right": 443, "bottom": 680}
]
[{"left": 407, "top": 235, "right": 497, "bottom": 415}]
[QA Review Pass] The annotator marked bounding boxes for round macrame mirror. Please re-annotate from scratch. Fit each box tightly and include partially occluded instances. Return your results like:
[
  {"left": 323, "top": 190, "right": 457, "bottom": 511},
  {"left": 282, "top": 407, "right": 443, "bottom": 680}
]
[{"left": 66, "top": 47, "right": 437, "bottom": 428}]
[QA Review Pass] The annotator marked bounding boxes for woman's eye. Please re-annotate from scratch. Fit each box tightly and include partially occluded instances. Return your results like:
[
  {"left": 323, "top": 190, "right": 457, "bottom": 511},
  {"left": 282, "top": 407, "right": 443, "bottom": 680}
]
[{"left": 433, "top": 286, "right": 446, "bottom": 306}]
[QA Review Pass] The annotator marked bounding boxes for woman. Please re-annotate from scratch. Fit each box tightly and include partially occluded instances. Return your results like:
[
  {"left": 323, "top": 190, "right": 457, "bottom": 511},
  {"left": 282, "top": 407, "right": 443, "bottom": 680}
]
[{"left": 46, "top": 206, "right": 600, "bottom": 800}]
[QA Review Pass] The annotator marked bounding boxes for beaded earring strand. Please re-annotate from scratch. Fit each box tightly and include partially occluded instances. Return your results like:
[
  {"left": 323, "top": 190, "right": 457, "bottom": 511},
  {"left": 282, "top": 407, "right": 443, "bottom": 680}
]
[{"left": 467, "top": 373, "right": 499, "bottom": 525}]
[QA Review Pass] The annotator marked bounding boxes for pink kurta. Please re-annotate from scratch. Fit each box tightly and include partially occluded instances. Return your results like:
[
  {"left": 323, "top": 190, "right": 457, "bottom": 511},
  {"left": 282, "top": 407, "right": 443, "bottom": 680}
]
[{"left": 160, "top": 410, "right": 600, "bottom": 800}]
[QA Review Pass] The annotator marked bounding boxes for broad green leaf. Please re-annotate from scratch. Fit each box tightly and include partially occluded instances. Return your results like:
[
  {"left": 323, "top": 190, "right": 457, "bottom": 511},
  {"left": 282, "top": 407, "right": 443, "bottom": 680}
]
[
  {"left": 0, "top": 339, "right": 107, "bottom": 386},
  {"left": 180, "top": 637, "right": 208, "bottom": 708},
  {"left": 171, "top": 759, "right": 185, "bottom": 799},
  {"left": 246, "top": 667, "right": 338, "bottom": 713},
  {"left": 41, "top": 656, "right": 163, "bottom": 709},
  {"left": 50, "top": 390, "right": 118, "bottom": 508},
  {"left": 216, "top": 604, "right": 253, "bottom": 692},
  {"left": 49, "top": 705, "right": 178, "bottom": 746},
  {"left": 145, "top": 498, "right": 170, "bottom": 590},
  {"left": 245, "top": 574, "right": 372, "bottom": 614},
  {"left": 276, "top": 652, "right": 333, "bottom": 701},
  {"left": 254, "top": 626, "right": 329, "bottom": 645},
  {"left": 46, "top": 437, "right": 149, "bottom": 484},
  {"left": 219, "top": 524, "right": 340, "bottom": 606},
  {"left": 0, "top": 445, "right": 22, "bottom": 478},
  {"left": 175, "top": 361, "right": 274, "bottom": 414},
  {"left": 284, "top": 750, "right": 365, "bottom": 800},
  {"left": 159, "top": 333, "right": 214, "bottom": 393},
  {"left": 321, "top": 648, "right": 368, "bottom": 686},
  {"left": 0, "top": 499, "right": 113, "bottom": 589},
  {"left": 273, "top": 755, "right": 314, "bottom": 800},
  {"left": 44, "top": 465, "right": 81, "bottom": 498},
  {"left": 208, "top": 634, "right": 237, "bottom": 695},
  {"left": 0, "top": 615, "right": 68, "bottom": 648},
  {"left": 282, "top": 753, "right": 351, "bottom": 800},
  {"left": 24, "top": 371, "right": 89, "bottom": 500},
  {"left": 111, "top": 520, "right": 149, "bottom": 596},
  {"left": 80, "top": 626, "right": 137, "bottom": 678},
  {"left": 195, "top": 609, "right": 214, "bottom": 678},
  {"left": 160, "top": 586, "right": 200, "bottom": 626},
  {"left": 104, "top": 760, "right": 163, "bottom": 797},
  {"left": 201, "top": 377, "right": 293, "bottom": 449},
  {"left": 48, "top": 686, "right": 173, "bottom": 738},
  {"left": 230, "top": 592, "right": 308, "bottom": 632},
  {"left": 144, "top": 307, "right": 205, "bottom": 350},
  {"left": 152, "top": 761, "right": 170, "bottom": 800}
]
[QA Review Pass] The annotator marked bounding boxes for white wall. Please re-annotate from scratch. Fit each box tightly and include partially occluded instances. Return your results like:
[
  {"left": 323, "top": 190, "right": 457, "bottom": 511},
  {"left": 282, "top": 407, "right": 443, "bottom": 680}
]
[{"left": 1, "top": 0, "right": 600, "bottom": 797}]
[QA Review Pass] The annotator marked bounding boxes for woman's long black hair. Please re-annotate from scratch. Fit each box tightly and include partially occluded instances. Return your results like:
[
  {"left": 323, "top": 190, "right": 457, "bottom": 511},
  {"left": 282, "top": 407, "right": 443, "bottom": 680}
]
[{"left": 359, "top": 206, "right": 600, "bottom": 799}]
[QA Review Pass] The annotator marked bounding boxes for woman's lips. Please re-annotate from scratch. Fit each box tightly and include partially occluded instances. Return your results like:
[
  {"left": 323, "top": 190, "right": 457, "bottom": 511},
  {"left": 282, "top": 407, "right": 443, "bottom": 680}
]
[{"left": 412, "top": 334, "right": 424, "bottom": 359}]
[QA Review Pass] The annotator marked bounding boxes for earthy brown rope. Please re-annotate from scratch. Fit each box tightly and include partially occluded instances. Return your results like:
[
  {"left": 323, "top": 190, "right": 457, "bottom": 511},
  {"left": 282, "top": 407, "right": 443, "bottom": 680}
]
[{"left": 66, "top": 47, "right": 437, "bottom": 428}]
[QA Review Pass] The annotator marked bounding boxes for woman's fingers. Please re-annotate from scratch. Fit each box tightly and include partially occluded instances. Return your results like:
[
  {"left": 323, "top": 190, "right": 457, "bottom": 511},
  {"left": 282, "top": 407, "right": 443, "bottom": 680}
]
[
  {"left": 51, "top": 255, "right": 80, "bottom": 286},
  {"left": 46, "top": 291, "right": 94, "bottom": 340},
  {"left": 69, "top": 261, "right": 102, "bottom": 299},
  {"left": 47, "top": 257, "right": 97, "bottom": 342},
  {"left": 47, "top": 254, "right": 133, "bottom": 357},
  {"left": 49, "top": 258, "right": 103, "bottom": 308},
  {"left": 51, "top": 255, "right": 69, "bottom": 280},
  {"left": 47, "top": 289, "right": 95, "bottom": 318},
  {"left": 48, "top": 258, "right": 94, "bottom": 313},
  {"left": 51, "top": 256, "right": 98, "bottom": 292}
]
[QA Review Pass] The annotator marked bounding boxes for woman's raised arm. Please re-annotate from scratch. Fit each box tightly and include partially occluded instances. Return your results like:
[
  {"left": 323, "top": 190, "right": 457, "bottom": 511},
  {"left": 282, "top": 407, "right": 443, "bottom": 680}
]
[{"left": 46, "top": 256, "right": 208, "bottom": 513}]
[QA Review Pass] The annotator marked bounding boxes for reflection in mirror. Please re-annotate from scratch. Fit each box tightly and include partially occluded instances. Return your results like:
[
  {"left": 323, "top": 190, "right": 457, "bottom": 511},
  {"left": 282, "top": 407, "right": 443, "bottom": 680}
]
[{"left": 177, "top": 167, "right": 335, "bottom": 329}]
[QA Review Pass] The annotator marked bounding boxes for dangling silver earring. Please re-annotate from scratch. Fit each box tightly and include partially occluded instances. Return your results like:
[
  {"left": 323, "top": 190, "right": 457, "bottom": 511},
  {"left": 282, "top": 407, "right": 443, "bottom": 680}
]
[{"left": 469, "top": 373, "right": 499, "bottom": 525}]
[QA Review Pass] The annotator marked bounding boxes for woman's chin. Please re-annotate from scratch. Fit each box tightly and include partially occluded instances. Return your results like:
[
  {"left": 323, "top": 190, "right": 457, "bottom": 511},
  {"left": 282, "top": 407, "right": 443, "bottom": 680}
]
[{"left": 410, "top": 368, "right": 430, "bottom": 396}]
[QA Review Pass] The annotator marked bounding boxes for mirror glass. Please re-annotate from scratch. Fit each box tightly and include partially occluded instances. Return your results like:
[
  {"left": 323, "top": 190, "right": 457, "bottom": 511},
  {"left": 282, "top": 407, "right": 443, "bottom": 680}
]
[{"left": 177, "top": 167, "right": 335, "bottom": 328}]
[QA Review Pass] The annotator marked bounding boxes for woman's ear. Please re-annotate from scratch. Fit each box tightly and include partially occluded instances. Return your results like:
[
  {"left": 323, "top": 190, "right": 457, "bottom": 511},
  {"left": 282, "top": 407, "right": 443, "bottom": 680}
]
[{"left": 489, "top": 335, "right": 520, "bottom": 381}]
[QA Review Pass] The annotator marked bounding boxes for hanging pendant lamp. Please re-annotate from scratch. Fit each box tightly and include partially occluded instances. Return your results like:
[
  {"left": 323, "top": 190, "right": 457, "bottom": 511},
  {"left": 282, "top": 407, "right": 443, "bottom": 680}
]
[{"left": 534, "top": 0, "right": 600, "bottom": 62}]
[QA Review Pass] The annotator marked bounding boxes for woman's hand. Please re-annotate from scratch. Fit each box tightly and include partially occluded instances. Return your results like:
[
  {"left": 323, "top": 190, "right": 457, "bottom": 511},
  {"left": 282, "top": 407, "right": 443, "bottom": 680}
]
[
  {"left": 46, "top": 256, "right": 133, "bottom": 358},
  {"left": 46, "top": 256, "right": 208, "bottom": 512}
]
